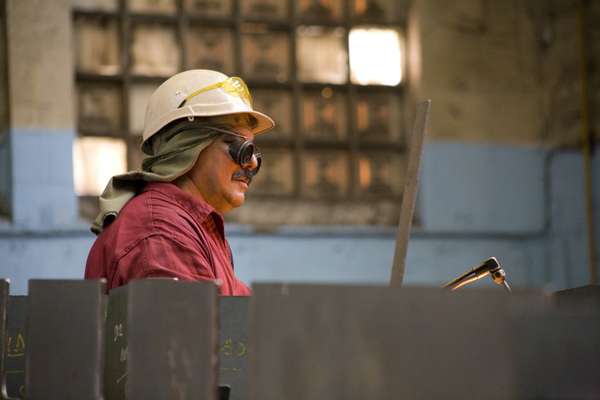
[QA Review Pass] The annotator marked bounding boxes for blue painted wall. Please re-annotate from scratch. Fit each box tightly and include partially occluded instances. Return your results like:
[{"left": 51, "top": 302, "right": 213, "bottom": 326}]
[
  {"left": 9, "top": 130, "right": 78, "bottom": 229},
  {"left": 421, "top": 143, "right": 546, "bottom": 234},
  {"left": 0, "top": 137, "right": 597, "bottom": 294}
]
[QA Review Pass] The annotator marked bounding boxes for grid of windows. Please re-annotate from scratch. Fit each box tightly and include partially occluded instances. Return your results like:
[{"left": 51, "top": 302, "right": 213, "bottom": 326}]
[{"left": 73, "top": 0, "right": 410, "bottom": 225}]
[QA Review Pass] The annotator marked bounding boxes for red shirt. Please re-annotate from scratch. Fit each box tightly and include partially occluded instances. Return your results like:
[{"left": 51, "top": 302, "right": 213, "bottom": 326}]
[{"left": 85, "top": 182, "right": 251, "bottom": 296}]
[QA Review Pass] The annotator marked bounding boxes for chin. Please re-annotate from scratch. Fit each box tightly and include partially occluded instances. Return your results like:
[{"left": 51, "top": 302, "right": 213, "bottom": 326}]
[{"left": 225, "top": 191, "right": 246, "bottom": 209}]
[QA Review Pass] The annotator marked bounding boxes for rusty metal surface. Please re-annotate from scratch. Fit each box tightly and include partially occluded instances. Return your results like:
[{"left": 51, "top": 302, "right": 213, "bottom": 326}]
[
  {"left": 8, "top": 291, "right": 245, "bottom": 400},
  {"left": 4, "top": 295, "right": 27, "bottom": 398},
  {"left": 25, "top": 279, "right": 106, "bottom": 400},
  {"left": 248, "top": 285, "right": 600, "bottom": 400},
  {"left": 0, "top": 279, "right": 7, "bottom": 397},
  {"left": 219, "top": 297, "right": 249, "bottom": 400},
  {"left": 104, "top": 284, "right": 129, "bottom": 400},
  {"left": 105, "top": 279, "right": 219, "bottom": 400},
  {"left": 390, "top": 100, "right": 431, "bottom": 286}
]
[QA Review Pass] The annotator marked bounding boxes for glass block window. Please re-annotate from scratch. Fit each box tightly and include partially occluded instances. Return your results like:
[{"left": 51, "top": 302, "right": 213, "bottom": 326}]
[
  {"left": 302, "top": 88, "right": 348, "bottom": 142},
  {"left": 184, "top": 0, "right": 233, "bottom": 17},
  {"left": 74, "top": 16, "right": 120, "bottom": 75},
  {"left": 72, "top": 0, "right": 410, "bottom": 225},
  {"left": 73, "top": 137, "right": 127, "bottom": 196},
  {"left": 349, "top": 27, "right": 403, "bottom": 85},
  {"left": 297, "top": 26, "right": 347, "bottom": 84},
  {"left": 130, "top": 23, "right": 180, "bottom": 76},
  {"left": 242, "top": 0, "right": 288, "bottom": 19},
  {"left": 186, "top": 26, "right": 235, "bottom": 73}
]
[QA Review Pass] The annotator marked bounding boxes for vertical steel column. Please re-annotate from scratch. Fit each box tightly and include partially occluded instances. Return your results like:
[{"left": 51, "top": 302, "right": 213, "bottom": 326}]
[
  {"left": 389, "top": 100, "right": 430, "bottom": 286},
  {"left": 577, "top": 0, "right": 597, "bottom": 285}
]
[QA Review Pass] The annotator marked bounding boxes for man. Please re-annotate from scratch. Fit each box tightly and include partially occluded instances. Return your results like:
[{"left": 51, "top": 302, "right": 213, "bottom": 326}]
[{"left": 85, "top": 69, "right": 275, "bottom": 295}]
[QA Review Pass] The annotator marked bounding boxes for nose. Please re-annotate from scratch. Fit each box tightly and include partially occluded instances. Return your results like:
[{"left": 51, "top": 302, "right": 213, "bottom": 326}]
[{"left": 242, "top": 153, "right": 259, "bottom": 171}]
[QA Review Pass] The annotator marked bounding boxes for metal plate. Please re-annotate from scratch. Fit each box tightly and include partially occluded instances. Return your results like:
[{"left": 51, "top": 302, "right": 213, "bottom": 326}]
[
  {"left": 554, "top": 284, "right": 600, "bottom": 312},
  {"left": 4, "top": 295, "right": 27, "bottom": 398},
  {"left": 104, "top": 284, "right": 129, "bottom": 400},
  {"left": 0, "top": 279, "right": 8, "bottom": 392},
  {"left": 25, "top": 279, "right": 106, "bottom": 400},
  {"left": 248, "top": 285, "right": 586, "bottom": 400},
  {"left": 511, "top": 311, "right": 600, "bottom": 398},
  {"left": 105, "top": 279, "right": 219, "bottom": 400},
  {"left": 219, "top": 297, "right": 250, "bottom": 400}
]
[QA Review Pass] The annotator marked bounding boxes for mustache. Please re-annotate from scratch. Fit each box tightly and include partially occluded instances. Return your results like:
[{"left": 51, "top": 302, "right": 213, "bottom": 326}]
[{"left": 232, "top": 168, "right": 257, "bottom": 185}]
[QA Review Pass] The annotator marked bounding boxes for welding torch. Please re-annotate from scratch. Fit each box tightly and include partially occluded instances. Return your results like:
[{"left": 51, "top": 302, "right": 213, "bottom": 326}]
[{"left": 443, "top": 257, "right": 512, "bottom": 293}]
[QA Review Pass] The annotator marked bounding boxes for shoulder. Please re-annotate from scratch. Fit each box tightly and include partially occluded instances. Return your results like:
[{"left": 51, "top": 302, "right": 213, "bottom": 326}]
[{"left": 95, "top": 185, "right": 202, "bottom": 253}]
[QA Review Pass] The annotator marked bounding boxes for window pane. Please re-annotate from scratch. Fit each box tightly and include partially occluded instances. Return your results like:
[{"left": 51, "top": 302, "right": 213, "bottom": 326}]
[
  {"left": 302, "top": 151, "right": 349, "bottom": 197},
  {"left": 185, "top": 26, "right": 234, "bottom": 74},
  {"left": 302, "top": 89, "right": 347, "bottom": 141},
  {"left": 128, "top": 0, "right": 176, "bottom": 14},
  {"left": 242, "top": 0, "right": 287, "bottom": 19},
  {"left": 183, "top": 0, "right": 232, "bottom": 17},
  {"left": 352, "top": 0, "right": 408, "bottom": 23},
  {"left": 298, "top": 0, "right": 342, "bottom": 21},
  {"left": 357, "top": 152, "right": 403, "bottom": 196},
  {"left": 242, "top": 32, "right": 289, "bottom": 82},
  {"left": 297, "top": 26, "right": 347, "bottom": 84},
  {"left": 251, "top": 148, "right": 294, "bottom": 195},
  {"left": 73, "top": 137, "right": 127, "bottom": 196},
  {"left": 349, "top": 27, "right": 403, "bottom": 86},
  {"left": 131, "top": 24, "right": 180, "bottom": 76},
  {"left": 129, "top": 84, "right": 159, "bottom": 135},
  {"left": 356, "top": 93, "right": 403, "bottom": 143},
  {"left": 72, "top": 0, "right": 117, "bottom": 11},
  {"left": 74, "top": 17, "right": 120, "bottom": 75},
  {"left": 253, "top": 90, "right": 292, "bottom": 137},
  {"left": 77, "top": 84, "right": 122, "bottom": 133}
]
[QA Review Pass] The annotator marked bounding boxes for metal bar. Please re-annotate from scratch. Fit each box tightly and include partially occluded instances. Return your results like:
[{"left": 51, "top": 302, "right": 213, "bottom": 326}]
[
  {"left": 249, "top": 284, "right": 565, "bottom": 400},
  {"left": 389, "top": 100, "right": 431, "bottom": 286},
  {"left": 0, "top": 279, "right": 8, "bottom": 400},
  {"left": 107, "top": 279, "right": 218, "bottom": 400},
  {"left": 3, "top": 295, "right": 26, "bottom": 400},
  {"left": 219, "top": 297, "right": 250, "bottom": 400},
  {"left": 577, "top": 0, "right": 597, "bottom": 285},
  {"left": 25, "top": 280, "right": 106, "bottom": 400}
]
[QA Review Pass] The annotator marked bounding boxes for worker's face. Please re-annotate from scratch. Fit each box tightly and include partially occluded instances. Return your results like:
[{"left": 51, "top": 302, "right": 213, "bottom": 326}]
[{"left": 188, "top": 126, "right": 259, "bottom": 214}]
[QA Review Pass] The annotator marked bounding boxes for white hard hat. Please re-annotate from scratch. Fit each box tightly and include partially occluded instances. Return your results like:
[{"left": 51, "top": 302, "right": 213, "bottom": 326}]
[{"left": 142, "top": 69, "right": 275, "bottom": 145}]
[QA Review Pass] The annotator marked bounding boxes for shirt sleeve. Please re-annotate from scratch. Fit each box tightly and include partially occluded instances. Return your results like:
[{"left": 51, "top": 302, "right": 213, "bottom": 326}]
[{"left": 113, "top": 234, "right": 217, "bottom": 287}]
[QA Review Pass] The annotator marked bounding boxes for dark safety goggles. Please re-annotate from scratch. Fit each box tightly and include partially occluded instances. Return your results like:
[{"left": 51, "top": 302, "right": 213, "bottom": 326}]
[{"left": 209, "top": 127, "right": 262, "bottom": 174}]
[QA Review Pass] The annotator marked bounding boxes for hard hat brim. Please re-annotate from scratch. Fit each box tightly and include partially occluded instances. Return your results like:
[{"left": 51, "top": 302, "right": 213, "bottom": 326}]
[
  {"left": 143, "top": 107, "right": 275, "bottom": 144},
  {"left": 230, "top": 109, "right": 276, "bottom": 135}
]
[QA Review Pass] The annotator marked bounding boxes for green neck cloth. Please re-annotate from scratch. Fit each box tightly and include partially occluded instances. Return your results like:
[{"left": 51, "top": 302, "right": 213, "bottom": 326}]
[{"left": 91, "top": 121, "right": 220, "bottom": 234}]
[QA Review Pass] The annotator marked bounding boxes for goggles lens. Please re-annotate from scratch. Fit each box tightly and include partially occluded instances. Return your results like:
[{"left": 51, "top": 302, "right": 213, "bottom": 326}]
[
  {"left": 179, "top": 77, "right": 253, "bottom": 108},
  {"left": 228, "top": 137, "right": 262, "bottom": 175},
  {"left": 207, "top": 126, "right": 261, "bottom": 175}
]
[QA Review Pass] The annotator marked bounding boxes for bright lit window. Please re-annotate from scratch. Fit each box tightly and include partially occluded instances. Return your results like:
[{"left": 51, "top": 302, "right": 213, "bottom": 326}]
[
  {"left": 349, "top": 27, "right": 403, "bottom": 86},
  {"left": 73, "top": 137, "right": 127, "bottom": 196}
]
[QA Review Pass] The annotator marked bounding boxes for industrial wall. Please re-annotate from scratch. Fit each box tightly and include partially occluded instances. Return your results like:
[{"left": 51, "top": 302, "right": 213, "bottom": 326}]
[{"left": 1, "top": 0, "right": 599, "bottom": 294}]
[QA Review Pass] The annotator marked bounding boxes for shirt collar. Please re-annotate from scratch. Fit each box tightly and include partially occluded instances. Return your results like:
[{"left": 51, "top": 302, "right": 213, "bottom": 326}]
[{"left": 142, "top": 182, "right": 225, "bottom": 230}]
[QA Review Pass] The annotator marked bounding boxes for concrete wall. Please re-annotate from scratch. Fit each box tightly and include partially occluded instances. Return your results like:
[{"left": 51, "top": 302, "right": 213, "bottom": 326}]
[
  {"left": 0, "top": 0, "right": 598, "bottom": 294},
  {"left": 2, "top": 0, "right": 77, "bottom": 229}
]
